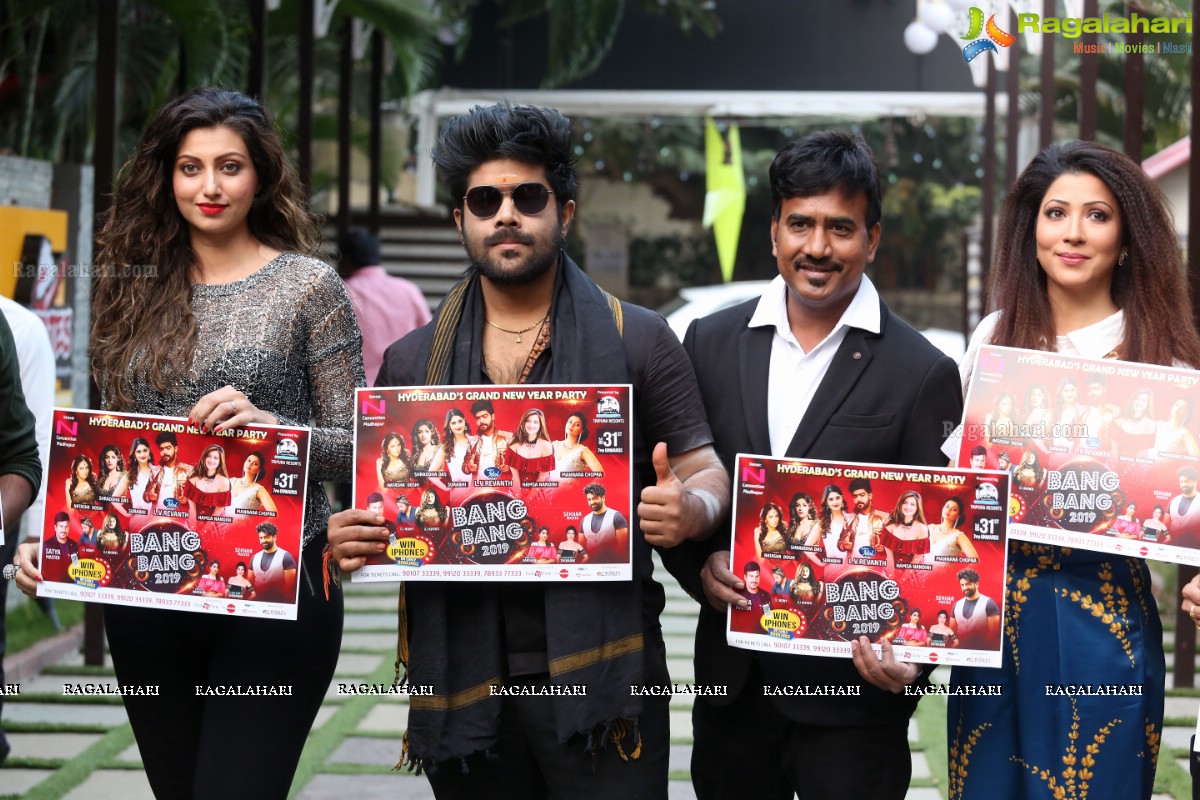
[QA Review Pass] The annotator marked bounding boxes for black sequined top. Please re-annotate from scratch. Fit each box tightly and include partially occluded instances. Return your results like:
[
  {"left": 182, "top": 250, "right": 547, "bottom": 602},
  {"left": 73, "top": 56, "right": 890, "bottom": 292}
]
[{"left": 110, "top": 253, "right": 365, "bottom": 545}]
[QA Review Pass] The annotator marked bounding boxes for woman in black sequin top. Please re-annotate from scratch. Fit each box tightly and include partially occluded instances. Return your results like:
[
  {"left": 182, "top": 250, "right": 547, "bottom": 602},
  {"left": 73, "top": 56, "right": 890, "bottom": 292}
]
[{"left": 16, "top": 87, "right": 363, "bottom": 798}]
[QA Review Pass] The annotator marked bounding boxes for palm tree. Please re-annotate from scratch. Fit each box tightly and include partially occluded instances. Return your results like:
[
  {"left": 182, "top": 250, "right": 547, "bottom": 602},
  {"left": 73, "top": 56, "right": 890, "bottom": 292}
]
[
  {"left": 436, "top": 0, "right": 720, "bottom": 87},
  {"left": 0, "top": 0, "right": 437, "bottom": 169}
]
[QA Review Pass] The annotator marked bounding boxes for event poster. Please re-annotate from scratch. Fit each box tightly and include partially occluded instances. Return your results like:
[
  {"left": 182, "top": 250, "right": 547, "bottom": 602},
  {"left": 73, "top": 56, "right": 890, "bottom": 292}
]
[
  {"left": 727, "top": 455, "right": 1009, "bottom": 668},
  {"left": 353, "top": 384, "right": 633, "bottom": 581},
  {"left": 36, "top": 408, "right": 311, "bottom": 620},
  {"left": 959, "top": 345, "right": 1200, "bottom": 566}
]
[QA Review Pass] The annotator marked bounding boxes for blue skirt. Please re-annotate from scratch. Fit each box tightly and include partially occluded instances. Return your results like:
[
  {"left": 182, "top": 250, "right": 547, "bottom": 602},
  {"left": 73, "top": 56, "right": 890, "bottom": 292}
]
[{"left": 948, "top": 541, "right": 1164, "bottom": 799}]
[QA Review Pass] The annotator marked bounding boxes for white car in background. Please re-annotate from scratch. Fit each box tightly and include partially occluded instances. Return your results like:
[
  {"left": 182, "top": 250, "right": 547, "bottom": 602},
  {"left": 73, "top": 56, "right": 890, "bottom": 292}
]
[{"left": 659, "top": 281, "right": 965, "bottom": 361}]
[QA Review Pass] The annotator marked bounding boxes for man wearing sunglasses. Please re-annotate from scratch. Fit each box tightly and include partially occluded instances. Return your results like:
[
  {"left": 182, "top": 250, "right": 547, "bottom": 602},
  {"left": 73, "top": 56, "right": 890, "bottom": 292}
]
[{"left": 327, "top": 102, "right": 730, "bottom": 797}]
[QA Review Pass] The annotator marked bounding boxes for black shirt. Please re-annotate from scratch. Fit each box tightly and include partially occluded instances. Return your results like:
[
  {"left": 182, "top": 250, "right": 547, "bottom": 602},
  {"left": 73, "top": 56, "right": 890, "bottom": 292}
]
[{"left": 378, "top": 301, "right": 713, "bottom": 677}]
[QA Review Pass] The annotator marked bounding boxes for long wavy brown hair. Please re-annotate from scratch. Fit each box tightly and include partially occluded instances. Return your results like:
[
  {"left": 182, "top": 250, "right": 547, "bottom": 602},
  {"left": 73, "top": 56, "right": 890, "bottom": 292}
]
[
  {"left": 92, "top": 87, "right": 320, "bottom": 410},
  {"left": 987, "top": 139, "right": 1200, "bottom": 367}
]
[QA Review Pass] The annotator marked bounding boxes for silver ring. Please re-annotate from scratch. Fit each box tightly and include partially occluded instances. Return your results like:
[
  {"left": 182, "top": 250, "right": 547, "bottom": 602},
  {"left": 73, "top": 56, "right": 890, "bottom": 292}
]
[
  {"left": 2, "top": 563, "right": 18, "bottom": 582},
  {"left": 230, "top": 400, "right": 238, "bottom": 413}
]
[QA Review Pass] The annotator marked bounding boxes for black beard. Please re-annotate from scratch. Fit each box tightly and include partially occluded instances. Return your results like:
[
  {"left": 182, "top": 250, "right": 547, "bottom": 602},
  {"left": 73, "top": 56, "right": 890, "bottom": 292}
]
[{"left": 466, "top": 227, "right": 564, "bottom": 286}]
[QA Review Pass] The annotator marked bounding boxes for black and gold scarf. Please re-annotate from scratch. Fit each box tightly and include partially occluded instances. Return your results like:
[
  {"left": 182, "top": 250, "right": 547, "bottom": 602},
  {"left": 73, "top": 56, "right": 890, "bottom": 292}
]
[{"left": 398, "top": 255, "right": 645, "bottom": 770}]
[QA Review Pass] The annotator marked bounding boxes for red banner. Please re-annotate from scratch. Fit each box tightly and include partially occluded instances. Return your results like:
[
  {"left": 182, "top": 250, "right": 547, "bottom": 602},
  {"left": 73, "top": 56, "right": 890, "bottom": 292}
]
[
  {"left": 959, "top": 345, "right": 1200, "bottom": 565},
  {"left": 353, "top": 385, "right": 633, "bottom": 581},
  {"left": 727, "top": 455, "right": 1009, "bottom": 668},
  {"left": 36, "top": 409, "right": 310, "bottom": 619}
]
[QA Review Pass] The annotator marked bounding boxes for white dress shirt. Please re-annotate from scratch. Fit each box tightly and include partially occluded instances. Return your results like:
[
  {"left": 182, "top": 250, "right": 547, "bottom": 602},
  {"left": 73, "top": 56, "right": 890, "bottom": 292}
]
[
  {"left": 747, "top": 275, "right": 882, "bottom": 457},
  {"left": 0, "top": 295, "right": 55, "bottom": 538}
]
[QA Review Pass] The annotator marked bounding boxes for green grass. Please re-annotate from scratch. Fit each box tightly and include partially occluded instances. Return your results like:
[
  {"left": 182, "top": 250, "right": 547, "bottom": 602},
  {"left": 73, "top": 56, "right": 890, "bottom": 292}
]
[
  {"left": 316, "top": 762, "right": 398, "bottom": 775},
  {"left": 288, "top": 655, "right": 406, "bottom": 798},
  {"left": 2, "top": 721, "right": 112, "bottom": 734},
  {"left": 9, "top": 693, "right": 124, "bottom": 705},
  {"left": 346, "top": 730, "right": 405, "bottom": 740},
  {"left": 42, "top": 664, "right": 115, "bottom": 677},
  {"left": 1154, "top": 746, "right": 1194, "bottom": 797},
  {"left": 17, "top": 725, "right": 136, "bottom": 800},
  {"left": 1, "top": 757, "right": 68, "bottom": 770},
  {"left": 915, "top": 694, "right": 949, "bottom": 799},
  {"left": 5, "top": 600, "right": 85, "bottom": 655}
]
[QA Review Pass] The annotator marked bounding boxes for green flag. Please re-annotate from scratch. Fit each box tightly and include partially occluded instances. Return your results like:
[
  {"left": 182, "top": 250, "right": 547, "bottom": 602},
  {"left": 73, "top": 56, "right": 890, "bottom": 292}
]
[{"left": 703, "top": 117, "right": 746, "bottom": 283}]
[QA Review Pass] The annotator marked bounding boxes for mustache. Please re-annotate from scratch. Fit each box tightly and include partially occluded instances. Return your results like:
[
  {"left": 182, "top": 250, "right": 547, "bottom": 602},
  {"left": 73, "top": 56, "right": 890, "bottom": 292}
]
[
  {"left": 484, "top": 229, "right": 536, "bottom": 247},
  {"left": 793, "top": 259, "right": 844, "bottom": 273}
]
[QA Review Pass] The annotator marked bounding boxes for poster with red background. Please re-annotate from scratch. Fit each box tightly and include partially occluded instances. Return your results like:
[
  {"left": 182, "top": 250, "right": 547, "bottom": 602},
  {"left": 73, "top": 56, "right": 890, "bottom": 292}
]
[
  {"left": 353, "top": 384, "right": 633, "bottom": 581},
  {"left": 36, "top": 408, "right": 310, "bottom": 619},
  {"left": 727, "top": 455, "right": 1009, "bottom": 668},
  {"left": 958, "top": 345, "right": 1200, "bottom": 565}
]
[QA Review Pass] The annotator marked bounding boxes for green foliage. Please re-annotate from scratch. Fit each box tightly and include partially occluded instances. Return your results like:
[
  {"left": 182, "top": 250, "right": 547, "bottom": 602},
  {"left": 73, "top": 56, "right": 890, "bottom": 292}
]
[
  {"left": 438, "top": 0, "right": 720, "bottom": 88},
  {"left": 627, "top": 233, "right": 719, "bottom": 288},
  {"left": 5, "top": 597, "right": 85, "bottom": 655},
  {"left": 0, "top": 0, "right": 438, "bottom": 167},
  {"left": 1050, "top": 0, "right": 1192, "bottom": 154},
  {"left": 544, "top": 0, "right": 624, "bottom": 89},
  {"left": 574, "top": 114, "right": 984, "bottom": 292}
]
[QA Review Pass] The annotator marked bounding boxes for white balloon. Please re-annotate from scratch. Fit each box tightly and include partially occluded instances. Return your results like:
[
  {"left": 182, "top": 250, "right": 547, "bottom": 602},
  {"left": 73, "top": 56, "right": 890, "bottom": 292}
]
[
  {"left": 919, "top": 2, "right": 956, "bottom": 34},
  {"left": 904, "top": 21, "right": 939, "bottom": 54}
]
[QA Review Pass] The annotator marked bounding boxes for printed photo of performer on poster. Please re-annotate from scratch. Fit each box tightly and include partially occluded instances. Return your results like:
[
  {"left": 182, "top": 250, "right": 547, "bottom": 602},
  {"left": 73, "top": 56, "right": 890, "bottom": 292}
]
[
  {"left": 727, "top": 455, "right": 1009, "bottom": 667},
  {"left": 959, "top": 345, "right": 1200, "bottom": 565},
  {"left": 353, "top": 384, "right": 632, "bottom": 581},
  {"left": 37, "top": 408, "right": 310, "bottom": 619}
]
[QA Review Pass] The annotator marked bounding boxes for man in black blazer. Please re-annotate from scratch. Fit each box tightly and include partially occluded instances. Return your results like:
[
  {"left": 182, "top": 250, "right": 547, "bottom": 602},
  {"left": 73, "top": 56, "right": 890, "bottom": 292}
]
[{"left": 679, "top": 131, "right": 963, "bottom": 800}]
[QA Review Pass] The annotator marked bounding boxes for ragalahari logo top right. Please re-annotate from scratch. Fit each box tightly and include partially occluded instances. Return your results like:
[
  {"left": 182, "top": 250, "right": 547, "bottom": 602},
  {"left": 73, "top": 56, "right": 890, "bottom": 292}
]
[{"left": 962, "top": 7, "right": 1016, "bottom": 62}]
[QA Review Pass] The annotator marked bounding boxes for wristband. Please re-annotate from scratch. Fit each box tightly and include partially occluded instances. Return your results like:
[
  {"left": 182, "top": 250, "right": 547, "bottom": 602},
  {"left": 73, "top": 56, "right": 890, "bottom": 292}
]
[{"left": 686, "top": 487, "right": 721, "bottom": 524}]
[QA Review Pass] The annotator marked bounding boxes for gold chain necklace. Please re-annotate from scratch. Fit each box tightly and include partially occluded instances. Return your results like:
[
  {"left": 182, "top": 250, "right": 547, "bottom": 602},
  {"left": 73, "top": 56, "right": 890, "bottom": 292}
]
[{"left": 485, "top": 313, "right": 549, "bottom": 343}]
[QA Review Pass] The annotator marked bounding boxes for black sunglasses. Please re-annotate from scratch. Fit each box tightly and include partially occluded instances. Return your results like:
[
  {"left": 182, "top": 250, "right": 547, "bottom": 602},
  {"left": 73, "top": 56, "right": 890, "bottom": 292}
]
[{"left": 463, "top": 183, "right": 553, "bottom": 218}]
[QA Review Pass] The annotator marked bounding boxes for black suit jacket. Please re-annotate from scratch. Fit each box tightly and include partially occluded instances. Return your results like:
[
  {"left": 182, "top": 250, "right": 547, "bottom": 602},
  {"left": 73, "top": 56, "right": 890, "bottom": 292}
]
[{"left": 677, "top": 295, "right": 963, "bottom": 726}]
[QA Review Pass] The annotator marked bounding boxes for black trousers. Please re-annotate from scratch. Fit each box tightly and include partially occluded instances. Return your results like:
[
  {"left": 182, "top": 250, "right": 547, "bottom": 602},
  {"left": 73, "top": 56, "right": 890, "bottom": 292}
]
[
  {"left": 0, "top": 527, "right": 17, "bottom": 750},
  {"left": 426, "top": 687, "right": 669, "bottom": 800},
  {"left": 105, "top": 546, "right": 342, "bottom": 799},
  {"left": 691, "top": 663, "right": 912, "bottom": 800}
]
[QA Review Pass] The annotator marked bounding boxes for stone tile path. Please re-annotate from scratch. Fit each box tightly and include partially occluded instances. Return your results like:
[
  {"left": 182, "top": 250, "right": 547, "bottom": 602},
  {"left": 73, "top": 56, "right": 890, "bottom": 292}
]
[{"left": 3, "top": 557, "right": 1197, "bottom": 799}]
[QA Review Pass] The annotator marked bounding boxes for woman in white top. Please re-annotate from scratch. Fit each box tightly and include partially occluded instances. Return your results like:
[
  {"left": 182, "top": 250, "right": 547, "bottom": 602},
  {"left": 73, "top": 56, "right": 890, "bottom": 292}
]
[
  {"left": 229, "top": 450, "right": 277, "bottom": 514},
  {"left": 815, "top": 484, "right": 851, "bottom": 563},
  {"left": 125, "top": 436, "right": 158, "bottom": 519},
  {"left": 950, "top": 140, "right": 1200, "bottom": 800},
  {"left": 927, "top": 497, "right": 978, "bottom": 561},
  {"left": 428, "top": 407, "right": 472, "bottom": 487},
  {"left": 551, "top": 412, "right": 603, "bottom": 481},
  {"left": 1051, "top": 376, "right": 1082, "bottom": 449},
  {"left": 1154, "top": 397, "right": 1200, "bottom": 457}
]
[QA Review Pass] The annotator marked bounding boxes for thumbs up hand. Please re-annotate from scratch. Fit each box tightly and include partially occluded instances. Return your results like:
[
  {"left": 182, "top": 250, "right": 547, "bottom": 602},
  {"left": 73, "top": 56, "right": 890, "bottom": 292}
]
[{"left": 638, "top": 442, "right": 693, "bottom": 548}]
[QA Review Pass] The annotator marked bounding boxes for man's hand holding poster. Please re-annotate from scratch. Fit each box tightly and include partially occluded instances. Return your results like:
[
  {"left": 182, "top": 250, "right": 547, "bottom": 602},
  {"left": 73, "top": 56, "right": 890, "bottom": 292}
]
[
  {"left": 353, "top": 384, "right": 633, "bottom": 581},
  {"left": 37, "top": 408, "right": 310, "bottom": 619},
  {"left": 959, "top": 345, "right": 1200, "bottom": 565},
  {"left": 726, "top": 455, "right": 1009, "bottom": 668}
]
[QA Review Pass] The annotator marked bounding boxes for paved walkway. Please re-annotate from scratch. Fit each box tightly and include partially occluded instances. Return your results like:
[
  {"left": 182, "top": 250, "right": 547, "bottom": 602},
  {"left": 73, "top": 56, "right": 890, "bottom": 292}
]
[{"left": 2, "top": 558, "right": 1197, "bottom": 799}]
